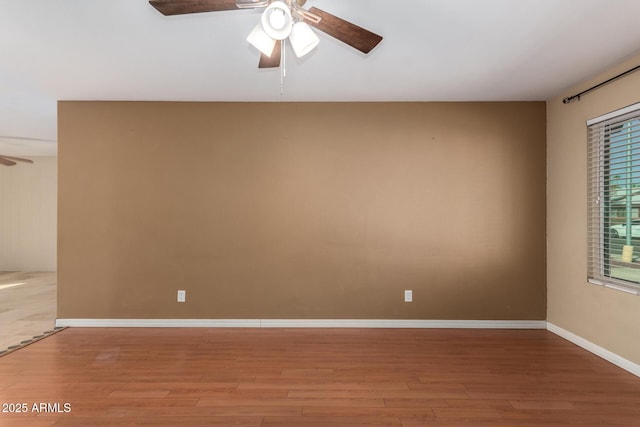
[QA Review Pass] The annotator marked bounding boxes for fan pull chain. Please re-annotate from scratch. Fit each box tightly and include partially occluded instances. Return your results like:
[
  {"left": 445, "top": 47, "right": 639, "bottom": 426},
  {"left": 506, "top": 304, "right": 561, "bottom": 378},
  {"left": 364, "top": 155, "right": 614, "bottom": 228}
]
[{"left": 280, "top": 40, "right": 286, "bottom": 96}]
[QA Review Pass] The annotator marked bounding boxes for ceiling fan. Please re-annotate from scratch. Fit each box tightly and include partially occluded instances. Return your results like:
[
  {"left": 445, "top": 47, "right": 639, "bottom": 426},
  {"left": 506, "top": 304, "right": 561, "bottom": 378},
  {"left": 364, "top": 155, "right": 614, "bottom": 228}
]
[
  {"left": 0, "top": 136, "right": 52, "bottom": 166},
  {"left": 0, "top": 155, "right": 33, "bottom": 167},
  {"left": 149, "top": 0, "right": 383, "bottom": 68}
]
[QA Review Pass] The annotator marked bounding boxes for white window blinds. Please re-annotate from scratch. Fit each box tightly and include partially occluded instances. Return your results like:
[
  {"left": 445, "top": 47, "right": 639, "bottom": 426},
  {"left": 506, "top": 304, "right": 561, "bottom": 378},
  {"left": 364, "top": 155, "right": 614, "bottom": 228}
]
[{"left": 587, "top": 103, "right": 640, "bottom": 295}]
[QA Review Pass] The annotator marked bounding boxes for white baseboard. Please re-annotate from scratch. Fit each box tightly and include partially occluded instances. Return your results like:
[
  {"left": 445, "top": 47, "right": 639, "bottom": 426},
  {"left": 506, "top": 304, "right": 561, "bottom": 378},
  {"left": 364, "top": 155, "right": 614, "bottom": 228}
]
[
  {"left": 55, "top": 319, "right": 260, "bottom": 328},
  {"left": 260, "top": 319, "right": 546, "bottom": 328},
  {"left": 55, "top": 318, "right": 546, "bottom": 329},
  {"left": 547, "top": 322, "right": 640, "bottom": 378}
]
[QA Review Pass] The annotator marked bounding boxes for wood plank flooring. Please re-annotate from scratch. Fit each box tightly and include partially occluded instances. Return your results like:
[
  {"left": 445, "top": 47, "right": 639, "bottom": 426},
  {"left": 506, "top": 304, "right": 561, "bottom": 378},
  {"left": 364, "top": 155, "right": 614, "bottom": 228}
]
[
  {"left": 0, "top": 272, "right": 57, "bottom": 352},
  {"left": 0, "top": 328, "right": 639, "bottom": 426}
]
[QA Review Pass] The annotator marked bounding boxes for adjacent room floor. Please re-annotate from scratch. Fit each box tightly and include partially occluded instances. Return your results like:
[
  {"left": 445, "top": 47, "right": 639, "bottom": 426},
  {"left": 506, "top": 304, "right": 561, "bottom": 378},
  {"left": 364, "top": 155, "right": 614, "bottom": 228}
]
[
  {"left": 0, "top": 271, "right": 57, "bottom": 353},
  {"left": 1, "top": 327, "right": 639, "bottom": 426}
]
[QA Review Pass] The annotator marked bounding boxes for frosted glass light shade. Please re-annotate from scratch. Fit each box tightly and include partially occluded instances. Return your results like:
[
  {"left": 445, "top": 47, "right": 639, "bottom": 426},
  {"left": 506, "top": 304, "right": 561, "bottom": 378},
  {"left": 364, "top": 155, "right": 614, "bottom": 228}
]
[
  {"left": 261, "top": 1, "right": 293, "bottom": 40},
  {"left": 289, "top": 22, "right": 319, "bottom": 58},
  {"left": 247, "top": 23, "right": 276, "bottom": 56}
]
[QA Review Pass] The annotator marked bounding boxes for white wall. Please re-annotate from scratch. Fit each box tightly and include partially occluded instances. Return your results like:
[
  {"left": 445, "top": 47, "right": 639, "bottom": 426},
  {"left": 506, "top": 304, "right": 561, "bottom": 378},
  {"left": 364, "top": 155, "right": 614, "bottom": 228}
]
[{"left": 0, "top": 157, "right": 57, "bottom": 271}]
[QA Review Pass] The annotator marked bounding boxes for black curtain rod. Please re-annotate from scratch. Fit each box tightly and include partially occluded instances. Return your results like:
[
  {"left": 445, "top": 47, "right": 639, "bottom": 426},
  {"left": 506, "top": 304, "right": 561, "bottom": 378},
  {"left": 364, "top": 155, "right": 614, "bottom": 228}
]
[{"left": 563, "top": 63, "right": 640, "bottom": 104}]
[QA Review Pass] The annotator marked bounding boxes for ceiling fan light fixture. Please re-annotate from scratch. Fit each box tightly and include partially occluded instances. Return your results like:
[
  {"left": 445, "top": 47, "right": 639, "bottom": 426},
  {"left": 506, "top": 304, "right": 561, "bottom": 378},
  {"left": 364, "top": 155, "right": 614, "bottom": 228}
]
[
  {"left": 247, "top": 22, "right": 276, "bottom": 57},
  {"left": 261, "top": 1, "right": 293, "bottom": 40},
  {"left": 289, "top": 22, "right": 319, "bottom": 58},
  {"left": 269, "top": 9, "right": 286, "bottom": 29}
]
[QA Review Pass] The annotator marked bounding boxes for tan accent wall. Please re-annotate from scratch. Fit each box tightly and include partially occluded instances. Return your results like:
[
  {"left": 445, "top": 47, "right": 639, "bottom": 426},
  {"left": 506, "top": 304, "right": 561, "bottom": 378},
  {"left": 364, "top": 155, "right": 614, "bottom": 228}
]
[
  {"left": 0, "top": 157, "right": 57, "bottom": 271},
  {"left": 547, "top": 54, "right": 640, "bottom": 364},
  {"left": 58, "top": 102, "right": 545, "bottom": 320}
]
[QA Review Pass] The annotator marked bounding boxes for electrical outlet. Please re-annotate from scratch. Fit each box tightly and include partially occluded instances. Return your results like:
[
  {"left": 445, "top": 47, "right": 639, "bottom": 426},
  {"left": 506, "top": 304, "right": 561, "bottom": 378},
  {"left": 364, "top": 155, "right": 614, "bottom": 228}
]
[
  {"left": 177, "top": 290, "right": 186, "bottom": 303},
  {"left": 404, "top": 290, "right": 413, "bottom": 303}
]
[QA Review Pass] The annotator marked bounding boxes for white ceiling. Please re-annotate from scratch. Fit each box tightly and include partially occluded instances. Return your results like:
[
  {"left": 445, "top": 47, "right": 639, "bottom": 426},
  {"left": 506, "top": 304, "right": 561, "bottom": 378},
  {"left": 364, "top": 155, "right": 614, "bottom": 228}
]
[{"left": 1, "top": 0, "right": 640, "bottom": 156}]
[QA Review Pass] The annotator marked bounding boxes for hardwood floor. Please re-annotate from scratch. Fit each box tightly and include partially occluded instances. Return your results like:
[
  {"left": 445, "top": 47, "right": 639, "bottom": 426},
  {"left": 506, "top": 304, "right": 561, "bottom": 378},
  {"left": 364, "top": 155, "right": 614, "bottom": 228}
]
[
  {"left": 0, "top": 272, "right": 57, "bottom": 353},
  {"left": 0, "top": 328, "right": 639, "bottom": 426}
]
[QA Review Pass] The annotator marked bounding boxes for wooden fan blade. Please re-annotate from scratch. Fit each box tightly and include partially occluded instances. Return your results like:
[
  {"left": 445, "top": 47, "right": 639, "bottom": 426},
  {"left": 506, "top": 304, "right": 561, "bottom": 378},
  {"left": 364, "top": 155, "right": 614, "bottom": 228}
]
[
  {"left": 0, "top": 157, "right": 17, "bottom": 166},
  {"left": 305, "top": 7, "right": 383, "bottom": 54},
  {"left": 1, "top": 155, "right": 33, "bottom": 164},
  {"left": 0, "top": 136, "right": 55, "bottom": 142},
  {"left": 258, "top": 40, "right": 282, "bottom": 68},
  {"left": 149, "top": 0, "right": 241, "bottom": 16}
]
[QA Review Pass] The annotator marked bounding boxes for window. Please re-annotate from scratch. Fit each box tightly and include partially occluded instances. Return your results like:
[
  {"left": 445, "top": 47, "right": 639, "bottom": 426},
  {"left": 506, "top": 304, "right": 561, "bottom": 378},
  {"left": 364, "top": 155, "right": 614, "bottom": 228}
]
[{"left": 587, "top": 103, "right": 640, "bottom": 295}]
